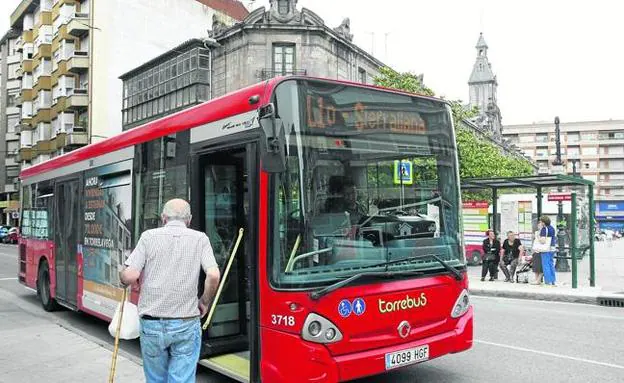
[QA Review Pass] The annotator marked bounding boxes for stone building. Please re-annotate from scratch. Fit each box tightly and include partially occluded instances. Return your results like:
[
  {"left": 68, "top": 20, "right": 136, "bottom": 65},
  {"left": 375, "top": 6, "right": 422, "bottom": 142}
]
[
  {"left": 208, "top": 0, "right": 384, "bottom": 97},
  {"left": 120, "top": 0, "right": 385, "bottom": 130}
]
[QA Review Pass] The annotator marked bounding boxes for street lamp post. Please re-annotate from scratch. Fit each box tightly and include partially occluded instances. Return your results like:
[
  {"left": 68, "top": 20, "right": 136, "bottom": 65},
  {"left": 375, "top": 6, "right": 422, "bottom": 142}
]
[{"left": 553, "top": 116, "right": 571, "bottom": 272}]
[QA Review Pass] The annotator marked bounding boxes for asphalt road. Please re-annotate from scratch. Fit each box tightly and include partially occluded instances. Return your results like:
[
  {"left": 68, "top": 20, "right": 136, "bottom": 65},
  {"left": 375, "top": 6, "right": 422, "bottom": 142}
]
[{"left": 1, "top": 244, "right": 623, "bottom": 383}]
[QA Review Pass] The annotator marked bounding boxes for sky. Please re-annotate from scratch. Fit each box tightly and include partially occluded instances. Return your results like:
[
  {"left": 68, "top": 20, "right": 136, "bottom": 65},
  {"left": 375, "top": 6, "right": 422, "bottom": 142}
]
[{"left": 2, "top": 0, "right": 624, "bottom": 126}]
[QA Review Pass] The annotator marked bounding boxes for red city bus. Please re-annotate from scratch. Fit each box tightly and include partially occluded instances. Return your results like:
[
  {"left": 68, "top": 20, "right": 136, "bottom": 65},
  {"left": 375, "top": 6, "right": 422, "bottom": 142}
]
[{"left": 18, "top": 76, "right": 472, "bottom": 382}]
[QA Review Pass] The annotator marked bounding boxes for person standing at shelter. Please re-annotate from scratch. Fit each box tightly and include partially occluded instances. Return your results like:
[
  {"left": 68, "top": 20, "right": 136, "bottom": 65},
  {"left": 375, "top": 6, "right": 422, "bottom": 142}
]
[
  {"left": 539, "top": 216, "right": 557, "bottom": 286},
  {"left": 119, "top": 199, "right": 221, "bottom": 383},
  {"left": 481, "top": 230, "right": 500, "bottom": 281}
]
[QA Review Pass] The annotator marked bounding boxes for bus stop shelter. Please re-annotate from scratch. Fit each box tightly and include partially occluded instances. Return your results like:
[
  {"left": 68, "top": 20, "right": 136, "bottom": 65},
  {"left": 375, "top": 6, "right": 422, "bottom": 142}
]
[{"left": 461, "top": 174, "right": 596, "bottom": 288}]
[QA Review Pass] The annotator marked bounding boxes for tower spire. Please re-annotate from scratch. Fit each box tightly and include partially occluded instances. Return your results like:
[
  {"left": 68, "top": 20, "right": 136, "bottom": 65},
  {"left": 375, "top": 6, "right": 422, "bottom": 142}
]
[{"left": 468, "top": 32, "right": 502, "bottom": 139}]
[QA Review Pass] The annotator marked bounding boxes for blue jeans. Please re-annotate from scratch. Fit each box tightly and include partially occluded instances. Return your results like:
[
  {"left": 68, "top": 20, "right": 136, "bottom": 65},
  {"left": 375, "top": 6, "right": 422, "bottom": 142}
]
[
  {"left": 139, "top": 317, "right": 201, "bottom": 383},
  {"left": 541, "top": 251, "right": 556, "bottom": 285}
]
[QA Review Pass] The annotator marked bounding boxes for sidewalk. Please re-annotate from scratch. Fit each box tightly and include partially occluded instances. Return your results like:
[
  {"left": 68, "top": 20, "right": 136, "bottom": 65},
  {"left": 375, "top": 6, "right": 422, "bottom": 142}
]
[
  {"left": 0, "top": 290, "right": 145, "bottom": 382},
  {"left": 467, "top": 240, "right": 624, "bottom": 305}
]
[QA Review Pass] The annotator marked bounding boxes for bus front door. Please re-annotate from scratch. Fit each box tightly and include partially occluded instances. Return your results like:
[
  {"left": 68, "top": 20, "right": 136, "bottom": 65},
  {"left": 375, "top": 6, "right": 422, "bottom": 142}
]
[
  {"left": 54, "top": 178, "right": 80, "bottom": 308},
  {"left": 192, "top": 143, "right": 259, "bottom": 383}
]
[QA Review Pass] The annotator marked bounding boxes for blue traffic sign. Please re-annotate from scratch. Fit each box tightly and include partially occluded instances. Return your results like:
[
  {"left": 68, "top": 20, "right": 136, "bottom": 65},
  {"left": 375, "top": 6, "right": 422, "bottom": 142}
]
[
  {"left": 338, "top": 299, "right": 352, "bottom": 317},
  {"left": 352, "top": 298, "right": 366, "bottom": 316}
]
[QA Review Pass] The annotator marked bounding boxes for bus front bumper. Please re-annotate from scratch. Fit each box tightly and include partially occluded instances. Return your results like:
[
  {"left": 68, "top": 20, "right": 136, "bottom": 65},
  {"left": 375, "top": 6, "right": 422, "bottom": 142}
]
[{"left": 334, "top": 306, "right": 473, "bottom": 382}]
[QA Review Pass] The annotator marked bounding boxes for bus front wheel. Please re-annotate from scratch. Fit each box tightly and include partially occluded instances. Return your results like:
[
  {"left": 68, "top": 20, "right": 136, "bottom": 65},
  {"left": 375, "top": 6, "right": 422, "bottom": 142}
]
[
  {"left": 37, "top": 261, "right": 59, "bottom": 312},
  {"left": 470, "top": 251, "right": 482, "bottom": 266}
]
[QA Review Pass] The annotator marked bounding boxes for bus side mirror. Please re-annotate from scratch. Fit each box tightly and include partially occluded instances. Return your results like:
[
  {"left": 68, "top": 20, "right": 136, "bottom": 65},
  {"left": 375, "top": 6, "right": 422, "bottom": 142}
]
[{"left": 259, "top": 104, "right": 286, "bottom": 173}]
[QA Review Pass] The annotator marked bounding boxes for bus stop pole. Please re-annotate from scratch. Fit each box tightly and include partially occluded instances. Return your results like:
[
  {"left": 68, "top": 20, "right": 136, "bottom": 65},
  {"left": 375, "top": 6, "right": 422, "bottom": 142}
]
[
  {"left": 588, "top": 184, "right": 596, "bottom": 287},
  {"left": 492, "top": 188, "right": 498, "bottom": 233},
  {"left": 570, "top": 192, "right": 577, "bottom": 289},
  {"left": 536, "top": 187, "right": 543, "bottom": 222}
]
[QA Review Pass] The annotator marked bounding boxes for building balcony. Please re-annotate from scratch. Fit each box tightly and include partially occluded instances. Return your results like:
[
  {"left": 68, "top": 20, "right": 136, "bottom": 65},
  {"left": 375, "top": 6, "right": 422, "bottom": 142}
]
[
  {"left": 599, "top": 153, "right": 624, "bottom": 159},
  {"left": 67, "top": 52, "right": 89, "bottom": 73},
  {"left": 18, "top": 146, "right": 34, "bottom": 162},
  {"left": 32, "top": 109, "right": 52, "bottom": 126},
  {"left": 67, "top": 14, "right": 90, "bottom": 37},
  {"left": 53, "top": 88, "right": 88, "bottom": 113},
  {"left": 598, "top": 180, "right": 624, "bottom": 187},
  {"left": 55, "top": 131, "right": 88, "bottom": 149},
  {"left": 599, "top": 138, "right": 624, "bottom": 146},
  {"left": 259, "top": 68, "right": 307, "bottom": 81},
  {"left": 21, "top": 89, "right": 34, "bottom": 102},
  {"left": 599, "top": 168, "right": 624, "bottom": 173},
  {"left": 6, "top": 106, "right": 21, "bottom": 116},
  {"left": 5, "top": 157, "right": 18, "bottom": 167},
  {"left": 22, "top": 59, "right": 33, "bottom": 73},
  {"left": 4, "top": 184, "right": 17, "bottom": 194},
  {"left": 35, "top": 139, "right": 55, "bottom": 154},
  {"left": 7, "top": 53, "right": 21, "bottom": 65},
  {"left": 33, "top": 76, "right": 52, "bottom": 93},
  {"left": 52, "top": 0, "right": 78, "bottom": 20},
  {"left": 16, "top": 36, "right": 23, "bottom": 52},
  {"left": 10, "top": 0, "right": 37, "bottom": 28}
]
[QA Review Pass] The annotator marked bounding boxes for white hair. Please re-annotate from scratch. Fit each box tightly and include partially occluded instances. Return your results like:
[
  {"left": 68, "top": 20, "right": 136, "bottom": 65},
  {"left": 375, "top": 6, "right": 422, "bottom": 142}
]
[{"left": 161, "top": 199, "right": 192, "bottom": 223}]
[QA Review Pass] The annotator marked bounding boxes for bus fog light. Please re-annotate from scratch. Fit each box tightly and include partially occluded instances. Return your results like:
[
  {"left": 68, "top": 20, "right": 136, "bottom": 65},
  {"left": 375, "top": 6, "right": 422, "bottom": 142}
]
[
  {"left": 325, "top": 328, "right": 336, "bottom": 340},
  {"left": 451, "top": 289, "right": 470, "bottom": 318},
  {"left": 308, "top": 321, "right": 322, "bottom": 337},
  {"left": 302, "top": 313, "right": 343, "bottom": 344}
]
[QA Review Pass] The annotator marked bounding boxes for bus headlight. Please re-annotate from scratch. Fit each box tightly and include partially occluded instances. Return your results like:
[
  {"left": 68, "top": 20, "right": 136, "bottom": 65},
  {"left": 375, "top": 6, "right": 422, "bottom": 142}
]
[
  {"left": 302, "top": 313, "right": 343, "bottom": 344},
  {"left": 450, "top": 289, "right": 470, "bottom": 318},
  {"left": 308, "top": 321, "right": 322, "bottom": 337}
]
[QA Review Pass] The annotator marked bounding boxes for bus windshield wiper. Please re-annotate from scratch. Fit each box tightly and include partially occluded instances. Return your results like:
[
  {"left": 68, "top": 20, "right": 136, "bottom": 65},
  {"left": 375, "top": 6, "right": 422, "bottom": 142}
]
[
  {"left": 368, "top": 254, "right": 462, "bottom": 281},
  {"left": 309, "top": 269, "right": 423, "bottom": 300}
]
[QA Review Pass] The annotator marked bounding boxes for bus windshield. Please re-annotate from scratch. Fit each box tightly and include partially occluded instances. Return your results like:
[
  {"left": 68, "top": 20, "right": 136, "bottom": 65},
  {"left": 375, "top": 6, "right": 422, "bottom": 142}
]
[{"left": 269, "top": 79, "right": 464, "bottom": 289}]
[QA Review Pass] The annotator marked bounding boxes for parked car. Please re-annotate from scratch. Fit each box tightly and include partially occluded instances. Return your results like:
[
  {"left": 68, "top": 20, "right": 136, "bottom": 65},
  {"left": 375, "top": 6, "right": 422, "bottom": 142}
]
[{"left": 2, "top": 227, "right": 18, "bottom": 244}]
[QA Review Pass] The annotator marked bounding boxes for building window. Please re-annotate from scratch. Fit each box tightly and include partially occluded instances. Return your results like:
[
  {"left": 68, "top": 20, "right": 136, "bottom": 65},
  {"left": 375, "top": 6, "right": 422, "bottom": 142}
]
[
  {"left": 133, "top": 131, "right": 190, "bottom": 238},
  {"left": 536, "top": 134, "right": 548, "bottom": 143},
  {"left": 568, "top": 132, "right": 579, "bottom": 142},
  {"left": 278, "top": 0, "right": 289, "bottom": 14},
  {"left": 358, "top": 68, "right": 366, "bottom": 84},
  {"left": 273, "top": 44, "right": 295, "bottom": 75}
]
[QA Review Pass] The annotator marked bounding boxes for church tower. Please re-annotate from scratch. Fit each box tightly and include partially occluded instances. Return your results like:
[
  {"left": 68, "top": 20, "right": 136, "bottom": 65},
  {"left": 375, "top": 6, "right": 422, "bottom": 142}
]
[{"left": 468, "top": 33, "right": 502, "bottom": 138}]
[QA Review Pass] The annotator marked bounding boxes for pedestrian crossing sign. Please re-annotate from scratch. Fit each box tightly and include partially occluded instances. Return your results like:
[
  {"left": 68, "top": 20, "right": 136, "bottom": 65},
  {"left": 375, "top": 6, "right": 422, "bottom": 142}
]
[{"left": 393, "top": 160, "right": 413, "bottom": 185}]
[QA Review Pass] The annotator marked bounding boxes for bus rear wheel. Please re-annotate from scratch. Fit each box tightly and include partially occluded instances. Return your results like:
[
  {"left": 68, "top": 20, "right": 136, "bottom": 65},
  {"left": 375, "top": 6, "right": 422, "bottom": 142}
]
[{"left": 37, "top": 261, "right": 59, "bottom": 312}]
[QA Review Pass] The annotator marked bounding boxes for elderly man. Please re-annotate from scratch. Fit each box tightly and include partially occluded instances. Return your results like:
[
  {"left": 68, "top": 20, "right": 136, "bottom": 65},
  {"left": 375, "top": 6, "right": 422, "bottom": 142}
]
[{"left": 120, "top": 198, "right": 220, "bottom": 383}]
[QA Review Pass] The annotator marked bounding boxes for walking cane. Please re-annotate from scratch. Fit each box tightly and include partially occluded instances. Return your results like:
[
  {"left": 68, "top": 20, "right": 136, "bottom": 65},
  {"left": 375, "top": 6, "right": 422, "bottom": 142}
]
[{"left": 109, "top": 287, "right": 128, "bottom": 383}]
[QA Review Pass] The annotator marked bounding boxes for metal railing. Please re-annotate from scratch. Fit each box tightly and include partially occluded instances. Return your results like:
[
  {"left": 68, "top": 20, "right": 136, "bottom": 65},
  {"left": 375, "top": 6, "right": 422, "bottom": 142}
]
[{"left": 259, "top": 68, "right": 307, "bottom": 81}]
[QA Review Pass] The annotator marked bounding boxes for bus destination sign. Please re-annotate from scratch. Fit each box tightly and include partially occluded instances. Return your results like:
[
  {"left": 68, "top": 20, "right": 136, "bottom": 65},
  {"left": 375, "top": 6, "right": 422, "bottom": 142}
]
[{"left": 305, "top": 94, "right": 426, "bottom": 134}]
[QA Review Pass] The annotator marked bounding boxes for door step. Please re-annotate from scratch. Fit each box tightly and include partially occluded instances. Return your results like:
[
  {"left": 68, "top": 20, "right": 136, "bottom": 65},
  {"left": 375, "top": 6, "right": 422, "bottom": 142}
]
[{"left": 199, "top": 351, "right": 250, "bottom": 383}]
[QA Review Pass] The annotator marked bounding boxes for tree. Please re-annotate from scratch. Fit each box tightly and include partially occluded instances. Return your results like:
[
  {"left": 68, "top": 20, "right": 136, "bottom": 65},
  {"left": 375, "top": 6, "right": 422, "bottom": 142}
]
[{"left": 373, "top": 67, "right": 535, "bottom": 202}]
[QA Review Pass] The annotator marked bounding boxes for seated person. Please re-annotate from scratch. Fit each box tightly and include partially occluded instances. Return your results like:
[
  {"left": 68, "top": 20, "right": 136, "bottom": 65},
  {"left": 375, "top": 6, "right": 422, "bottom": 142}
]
[{"left": 324, "top": 175, "right": 367, "bottom": 224}]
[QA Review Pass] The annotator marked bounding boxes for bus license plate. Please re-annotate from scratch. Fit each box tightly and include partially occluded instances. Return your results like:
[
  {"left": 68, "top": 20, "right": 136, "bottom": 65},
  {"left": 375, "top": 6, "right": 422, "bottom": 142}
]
[{"left": 385, "top": 344, "right": 429, "bottom": 370}]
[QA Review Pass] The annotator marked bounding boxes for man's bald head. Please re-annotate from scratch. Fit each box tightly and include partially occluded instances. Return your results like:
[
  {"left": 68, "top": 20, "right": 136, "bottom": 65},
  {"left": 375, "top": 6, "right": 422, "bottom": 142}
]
[{"left": 161, "top": 198, "right": 192, "bottom": 226}]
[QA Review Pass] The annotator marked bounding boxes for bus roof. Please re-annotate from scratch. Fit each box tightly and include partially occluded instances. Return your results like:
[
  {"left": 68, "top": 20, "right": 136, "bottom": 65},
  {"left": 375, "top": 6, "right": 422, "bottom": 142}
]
[{"left": 20, "top": 76, "right": 445, "bottom": 180}]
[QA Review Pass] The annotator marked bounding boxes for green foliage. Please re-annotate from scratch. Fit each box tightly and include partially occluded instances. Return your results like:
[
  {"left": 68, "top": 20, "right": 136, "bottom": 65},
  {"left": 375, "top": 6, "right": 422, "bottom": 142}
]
[
  {"left": 373, "top": 67, "right": 435, "bottom": 97},
  {"left": 373, "top": 66, "right": 535, "bottom": 203}
]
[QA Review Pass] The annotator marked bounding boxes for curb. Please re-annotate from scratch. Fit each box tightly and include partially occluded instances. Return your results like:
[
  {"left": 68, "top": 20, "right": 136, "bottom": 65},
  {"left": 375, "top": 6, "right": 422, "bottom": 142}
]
[{"left": 468, "top": 288, "right": 602, "bottom": 305}]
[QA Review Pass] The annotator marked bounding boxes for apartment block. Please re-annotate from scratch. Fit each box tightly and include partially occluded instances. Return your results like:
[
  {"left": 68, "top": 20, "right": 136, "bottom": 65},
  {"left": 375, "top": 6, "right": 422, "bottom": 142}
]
[
  {"left": 9, "top": 0, "right": 248, "bottom": 170},
  {"left": 503, "top": 119, "right": 624, "bottom": 231},
  {"left": 0, "top": 30, "right": 22, "bottom": 225}
]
